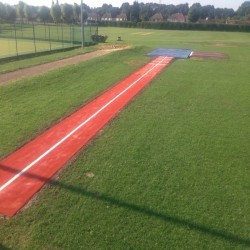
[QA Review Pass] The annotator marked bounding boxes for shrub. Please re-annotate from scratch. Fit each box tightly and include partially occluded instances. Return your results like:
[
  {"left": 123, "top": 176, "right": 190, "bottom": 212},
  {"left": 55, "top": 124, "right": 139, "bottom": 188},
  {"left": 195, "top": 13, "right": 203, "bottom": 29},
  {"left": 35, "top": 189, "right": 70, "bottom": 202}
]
[
  {"left": 91, "top": 34, "right": 108, "bottom": 43},
  {"left": 98, "top": 20, "right": 250, "bottom": 32}
]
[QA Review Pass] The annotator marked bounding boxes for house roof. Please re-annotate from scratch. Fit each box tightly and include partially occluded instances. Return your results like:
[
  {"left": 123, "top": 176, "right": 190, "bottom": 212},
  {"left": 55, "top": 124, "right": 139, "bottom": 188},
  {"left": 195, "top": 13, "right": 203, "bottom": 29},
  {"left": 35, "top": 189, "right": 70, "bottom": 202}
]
[
  {"left": 150, "top": 13, "right": 164, "bottom": 20},
  {"left": 102, "top": 13, "right": 112, "bottom": 19},
  {"left": 88, "top": 13, "right": 100, "bottom": 20},
  {"left": 168, "top": 13, "right": 185, "bottom": 21},
  {"left": 116, "top": 13, "right": 127, "bottom": 19}
]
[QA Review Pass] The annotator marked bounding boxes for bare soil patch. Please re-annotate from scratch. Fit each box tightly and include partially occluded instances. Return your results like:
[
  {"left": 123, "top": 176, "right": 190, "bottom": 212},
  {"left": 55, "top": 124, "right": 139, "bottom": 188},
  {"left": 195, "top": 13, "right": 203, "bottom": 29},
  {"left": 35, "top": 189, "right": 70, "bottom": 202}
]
[
  {"left": 209, "top": 43, "right": 236, "bottom": 48},
  {"left": 0, "top": 45, "right": 130, "bottom": 85},
  {"left": 191, "top": 51, "right": 228, "bottom": 59}
]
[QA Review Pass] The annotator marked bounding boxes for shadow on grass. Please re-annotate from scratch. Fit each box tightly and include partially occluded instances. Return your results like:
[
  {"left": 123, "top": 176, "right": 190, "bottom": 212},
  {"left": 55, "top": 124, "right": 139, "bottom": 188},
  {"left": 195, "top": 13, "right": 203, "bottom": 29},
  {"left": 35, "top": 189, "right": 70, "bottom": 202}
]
[
  {"left": 1, "top": 164, "right": 249, "bottom": 248},
  {"left": 0, "top": 244, "right": 11, "bottom": 250},
  {"left": 0, "top": 47, "right": 77, "bottom": 64}
]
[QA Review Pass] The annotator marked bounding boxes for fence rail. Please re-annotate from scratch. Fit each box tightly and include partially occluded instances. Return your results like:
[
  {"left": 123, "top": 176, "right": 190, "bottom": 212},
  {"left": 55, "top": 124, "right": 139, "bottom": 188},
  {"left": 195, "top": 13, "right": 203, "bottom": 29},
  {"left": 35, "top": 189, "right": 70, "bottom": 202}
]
[{"left": 0, "top": 23, "right": 98, "bottom": 59}]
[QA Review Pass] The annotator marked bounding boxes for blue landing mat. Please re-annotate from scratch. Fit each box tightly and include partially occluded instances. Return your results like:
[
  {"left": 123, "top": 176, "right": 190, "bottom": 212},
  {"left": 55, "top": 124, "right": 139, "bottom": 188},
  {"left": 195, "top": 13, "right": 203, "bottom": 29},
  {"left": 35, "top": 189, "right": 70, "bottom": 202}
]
[{"left": 147, "top": 48, "right": 193, "bottom": 59}]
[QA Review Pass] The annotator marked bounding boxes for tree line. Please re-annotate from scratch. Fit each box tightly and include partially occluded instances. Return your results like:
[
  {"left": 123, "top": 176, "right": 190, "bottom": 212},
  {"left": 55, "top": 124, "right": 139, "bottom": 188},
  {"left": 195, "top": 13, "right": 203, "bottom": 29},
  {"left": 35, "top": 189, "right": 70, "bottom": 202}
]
[
  {"left": 0, "top": 0, "right": 89, "bottom": 23},
  {"left": 0, "top": 1, "right": 250, "bottom": 24}
]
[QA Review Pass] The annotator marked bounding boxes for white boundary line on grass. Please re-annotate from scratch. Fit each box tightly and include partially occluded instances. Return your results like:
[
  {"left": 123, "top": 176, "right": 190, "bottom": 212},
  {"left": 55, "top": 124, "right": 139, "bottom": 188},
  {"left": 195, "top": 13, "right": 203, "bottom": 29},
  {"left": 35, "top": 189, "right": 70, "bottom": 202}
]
[{"left": 0, "top": 56, "right": 172, "bottom": 192}]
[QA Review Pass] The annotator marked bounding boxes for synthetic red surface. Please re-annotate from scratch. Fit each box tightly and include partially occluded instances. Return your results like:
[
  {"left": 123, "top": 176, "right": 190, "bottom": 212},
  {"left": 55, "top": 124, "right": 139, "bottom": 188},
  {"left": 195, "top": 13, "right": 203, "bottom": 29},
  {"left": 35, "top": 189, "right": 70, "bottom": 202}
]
[{"left": 0, "top": 56, "right": 173, "bottom": 217}]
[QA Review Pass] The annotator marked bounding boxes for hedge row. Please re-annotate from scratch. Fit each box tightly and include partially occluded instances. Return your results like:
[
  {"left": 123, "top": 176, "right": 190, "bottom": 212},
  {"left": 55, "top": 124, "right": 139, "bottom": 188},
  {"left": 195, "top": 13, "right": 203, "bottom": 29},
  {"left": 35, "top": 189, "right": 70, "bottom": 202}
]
[{"left": 99, "top": 21, "right": 250, "bottom": 32}]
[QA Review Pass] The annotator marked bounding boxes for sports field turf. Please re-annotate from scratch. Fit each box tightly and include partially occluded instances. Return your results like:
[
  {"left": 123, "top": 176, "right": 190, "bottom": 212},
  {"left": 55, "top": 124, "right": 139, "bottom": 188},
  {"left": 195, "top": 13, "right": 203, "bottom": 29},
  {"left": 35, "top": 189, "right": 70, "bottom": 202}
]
[
  {"left": 0, "top": 24, "right": 93, "bottom": 59},
  {"left": 0, "top": 28, "right": 249, "bottom": 249},
  {"left": 0, "top": 37, "right": 73, "bottom": 59}
]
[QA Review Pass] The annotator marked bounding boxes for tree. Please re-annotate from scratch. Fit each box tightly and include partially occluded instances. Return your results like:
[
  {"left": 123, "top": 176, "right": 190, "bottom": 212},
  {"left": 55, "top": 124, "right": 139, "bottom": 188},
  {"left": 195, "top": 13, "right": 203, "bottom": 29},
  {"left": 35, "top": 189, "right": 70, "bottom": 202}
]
[
  {"left": 200, "top": 5, "right": 215, "bottom": 19},
  {"left": 237, "top": 1, "right": 250, "bottom": 17},
  {"left": 188, "top": 3, "right": 201, "bottom": 22},
  {"left": 102, "top": 3, "right": 112, "bottom": 14},
  {"left": 176, "top": 3, "right": 189, "bottom": 15},
  {"left": 0, "top": 2, "right": 6, "bottom": 21},
  {"left": 24, "top": 5, "right": 37, "bottom": 22},
  {"left": 17, "top": 1, "right": 25, "bottom": 21},
  {"left": 155, "top": 4, "right": 177, "bottom": 19},
  {"left": 140, "top": 3, "right": 153, "bottom": 21},
  {"left": 39, "top": 6, "right": 51, "bottom": 23},
  {"left": 215, "top": 8, "right": 234, "bottom": 19},
  {"left": 165, "top": 5, "right": 177, "bottom": 16},
  {"left": 110, "top": 7, "right": 120, "bottom": 18},
  {"left": 96, "top": 3, "right": 112, "bottom": 18},
  {"left": 120, "top": 2, "right": 131, "bottom": 21},
  {"left": 5, "top": 5, "right": 17, "bottom": 22},
  {"left": 82, "top": 3, "right": 90, "bottom": 13},
  {"left": 81, "top": 9, "right": 88, "bottom": 23},
  {"left": 61, "top": 3, "right": 73, "bottom": 23},
  {"left": 94, "top": 7, "right": 103, "bottom": 18},
  {"left": 223, "top": 8, "right": 235, "bottom": 19},
  {"left": 156, "top": 5, "right": 167, "bottom": 19},
  {"left": 50, "top": 2, "right": 61, "bottom": 23},
  {"left": 214, "top": 8, "right": 223, "bottom": 19},
  {"left": 73, "top": 3, "right": 81, "bottom": 23},
  {"left": 131, "top": 1, "right": 140, "bottom": 22}
]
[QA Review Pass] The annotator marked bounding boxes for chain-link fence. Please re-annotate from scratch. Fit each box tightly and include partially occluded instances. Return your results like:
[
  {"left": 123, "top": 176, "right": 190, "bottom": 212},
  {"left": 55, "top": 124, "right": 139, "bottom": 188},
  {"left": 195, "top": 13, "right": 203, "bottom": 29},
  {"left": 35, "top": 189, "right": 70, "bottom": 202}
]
[{"left": 0, "top": 23, "right": 98, "bottom": 59}]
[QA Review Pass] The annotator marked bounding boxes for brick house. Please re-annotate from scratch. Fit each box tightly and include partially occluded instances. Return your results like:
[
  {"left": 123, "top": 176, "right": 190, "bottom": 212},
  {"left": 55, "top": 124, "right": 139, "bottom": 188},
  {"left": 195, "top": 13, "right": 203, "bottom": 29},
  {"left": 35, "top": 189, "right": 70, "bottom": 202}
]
[
  {"left": 150, "top": 13, "right": 164, "bottom": 22},
  {"left": 116, "top": 13, "right": 127, "bottom": 21},
  {"left": 88, "top": 13, "right": 100, "bottom": 22},
  {"left": 101, "top": 13, "right": 112, "bottom": 21},
  {"left": 167, "top": 13, "right": 186, "bottom": 23}
]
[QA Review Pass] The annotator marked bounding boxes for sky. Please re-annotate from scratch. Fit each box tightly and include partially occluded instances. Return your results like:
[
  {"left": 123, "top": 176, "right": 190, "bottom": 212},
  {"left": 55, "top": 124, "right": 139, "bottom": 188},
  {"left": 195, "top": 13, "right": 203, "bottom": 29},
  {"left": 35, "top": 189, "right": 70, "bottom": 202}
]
[{"left": 3, "top": 0, "right": 244, "bottom": 10}]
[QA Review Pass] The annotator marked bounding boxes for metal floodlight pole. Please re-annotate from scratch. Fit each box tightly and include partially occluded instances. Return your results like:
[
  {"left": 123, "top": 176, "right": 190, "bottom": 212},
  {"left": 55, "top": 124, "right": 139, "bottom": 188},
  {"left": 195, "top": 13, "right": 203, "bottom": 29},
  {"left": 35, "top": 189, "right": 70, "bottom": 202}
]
[{"left": 81, "top": 0, "right": 85, "bottom": 47}]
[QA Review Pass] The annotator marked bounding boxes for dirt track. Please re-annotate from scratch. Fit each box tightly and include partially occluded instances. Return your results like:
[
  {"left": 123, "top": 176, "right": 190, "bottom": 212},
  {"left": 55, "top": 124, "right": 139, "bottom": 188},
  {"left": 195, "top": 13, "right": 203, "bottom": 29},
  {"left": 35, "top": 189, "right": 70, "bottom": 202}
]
[{"left": 0, "top": 46, "right": 129, "bottom": 85}]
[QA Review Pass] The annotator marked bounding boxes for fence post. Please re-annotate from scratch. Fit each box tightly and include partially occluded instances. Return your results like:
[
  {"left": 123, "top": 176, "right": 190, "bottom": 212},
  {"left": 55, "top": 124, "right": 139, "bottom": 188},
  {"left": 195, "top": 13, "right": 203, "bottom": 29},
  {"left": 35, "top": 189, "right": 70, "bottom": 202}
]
[
  {"left": 81, "top": 0, "right": 85, "bottom": 47},
  {"left": 14, "top": 24, "right": 19, "bottom": 56},
  {"left": 70, "top": 24, "right": 73, "bottom": 46},
  {"left": 56, "top": 24, "right": 59, "bottom": 41},
  {"left": 61, "top": 23, "right": 64, "bottom": 48},
  {"left": 21, "top": 22, "right": 23, "bottom": 38},
  {"left": 32, "top": 23, "right": 37, "bottom": 53},
  {"left": 48, "top": 24, "right": 52, "bottom": 51},
  {"left": 44, "top": 24, "right": 47, "bottom": 40}
]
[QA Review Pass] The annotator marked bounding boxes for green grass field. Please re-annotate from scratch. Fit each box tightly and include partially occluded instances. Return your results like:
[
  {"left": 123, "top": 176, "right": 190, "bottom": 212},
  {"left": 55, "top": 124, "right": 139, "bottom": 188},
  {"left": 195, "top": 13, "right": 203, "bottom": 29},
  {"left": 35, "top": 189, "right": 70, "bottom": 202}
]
[
  {"left": 0, "top": 37, "right": 74, "bottom": 59},
  {"left": 0, "top": 24, "right": 94, "bottom": 59},
  {"left": 0, "top": 28, "right": 249, "bottom": 249}
]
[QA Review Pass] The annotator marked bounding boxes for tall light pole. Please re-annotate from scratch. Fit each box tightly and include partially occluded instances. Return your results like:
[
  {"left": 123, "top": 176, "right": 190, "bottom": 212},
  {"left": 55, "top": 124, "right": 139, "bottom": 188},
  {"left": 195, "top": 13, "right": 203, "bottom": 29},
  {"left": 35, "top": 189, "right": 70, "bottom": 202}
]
[{"left": 81, "top": 0, "right": 85, "bottom": 47}]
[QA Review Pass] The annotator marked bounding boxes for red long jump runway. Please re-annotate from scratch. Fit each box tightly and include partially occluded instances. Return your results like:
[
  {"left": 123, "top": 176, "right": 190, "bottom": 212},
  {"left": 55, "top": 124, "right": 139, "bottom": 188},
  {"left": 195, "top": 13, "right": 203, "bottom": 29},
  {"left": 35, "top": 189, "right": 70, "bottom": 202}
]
[{"left": 0, "top": 56, "right": 173, "bottom": 217}]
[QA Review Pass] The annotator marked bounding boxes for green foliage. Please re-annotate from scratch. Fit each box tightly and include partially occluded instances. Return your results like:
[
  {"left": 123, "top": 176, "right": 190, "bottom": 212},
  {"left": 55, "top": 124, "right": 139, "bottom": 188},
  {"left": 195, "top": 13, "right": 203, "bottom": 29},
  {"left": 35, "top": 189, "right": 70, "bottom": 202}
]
[
  {"left": 39, "top": 6, "right": 51, "bottom": 23},
  {"left": 200, "top": 5, "right": 215, "bottom": 19},
  {"left": 99, "top": 20, "right": 250, "bottom": 32},
  {"left": 188, "top": 7, "right": 200, "bottom": 22},
  {"left": 140, "top": 4, "right": 153, "bottom": 21},
  {"left": 5, "top": 5, "right": 16, "bottom": 23},
  {"left": 24, "top": 5, "right": 38, "bottom": 22},
  {"left": 17, "top": 1, "right": 25, "bottom": 19},
  {"left": 91, "top": 34, "right": 108, "bottom": 42},
  {"left": 120, "top": 2, "right": 131, "bottom": 21},
  {"left": 131, "top": 1, "right": 140, "bottom": 22},
  {"left": 1, "top": 1, "right": 249, "bottom": 26},
  {"left": 176, "top": 3, "right": 189, "bottom": 15},
  {"left": 237, "top": 1, "right": 250, "bottom": 16},
  {"left": 61, "top": 3, "right": 73, "bottom": 23},
  {"left": 0, "top": 2, "right": 6, "bottom": 21},
  {"left": 50, "top": 3, "right": 61, "bottom": 23},
  {"left": 159, "top": 4, "right": 177, "bottom": 17},
  {"left": 188, "top": 3, "right": 201, "bottom": 22},
  {"left": 73, "top": 3, "right": 80, "bottom": 22},
  {"left": 111, "top": 7, "right": 120, "bottom": 18},
  {"left": 215, "top": 8, "right": 235, "bottom": 19}
]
